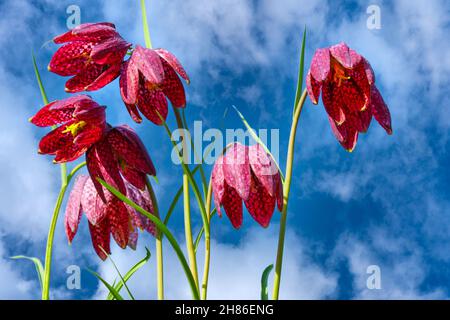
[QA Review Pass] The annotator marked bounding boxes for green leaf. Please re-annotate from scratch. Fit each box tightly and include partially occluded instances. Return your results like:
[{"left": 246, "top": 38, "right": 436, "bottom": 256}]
[
  {"left": 232, "top": 105, "right": 284, "bottom": 181},
  {"left": 293, "top": 27, "right": 307, "bottom": 114},
  {"left": 88, "top": 268, "right": 124, "bottom": 300},
  {"left": 100, "top": 248, "right": 135, "bottom": 300},
  {"left": 11, "top": 255, "right": 45, "bottom": 291},
  {"left": 260, "top": 264, "right": 274, "bottom": 300},
  {"left": 97, "top": 178, "right": 200, "bottom": 300},
  {"left": 107, "top": 248, "right": 151, "bottom": 300},
  {"left": 140, "top": 0, "right": 152, "bottom": 49},
  {"left": 32, "top": 53, "right": 49, "bottom": 105}
]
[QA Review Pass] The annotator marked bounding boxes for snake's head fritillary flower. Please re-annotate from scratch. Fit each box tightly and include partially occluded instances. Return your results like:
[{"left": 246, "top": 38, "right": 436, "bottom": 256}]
[
  {"left": 49, "top": 22, "right": 131, "bottom": 93},
  {"left": 119, "top": 45, "right": 190, "bottom": 124},
  {"left": 211, "top": 143, "right": 283, "bottom": 229},
  {"left": 86, "top": 125, "right": 156, "bottom": 203},
  {"left": 30, "top": 95, "right": 106, "bottom": 163},
  {"left": 306, "top": 42, "right": 392, "bottom": 151},
  {"left": 65, "top": 175, "right": 156, "bottom": 260}
]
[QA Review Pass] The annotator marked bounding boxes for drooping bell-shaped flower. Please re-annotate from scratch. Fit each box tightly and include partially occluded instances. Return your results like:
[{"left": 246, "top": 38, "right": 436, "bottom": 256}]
[
  {"left": 49, "top": 22, "right": 131, "bottom": 93},
  {"left": 86, "top": 125, "right": 156, "bottom": 203},
  {"left": 211, "top": 143, "right": 283, "bottom": 229},
  {"left": 119, "top": 45, "right": 190, "bottom": 124},
  {"left": 306, "top": 42, "right": 392, "bottom": 151},
  {"left": 65, "top": 174, "right": 156, "bottom": 260},
  {"left": 30, "top": 95, "right": 106, "bottom": 163}
]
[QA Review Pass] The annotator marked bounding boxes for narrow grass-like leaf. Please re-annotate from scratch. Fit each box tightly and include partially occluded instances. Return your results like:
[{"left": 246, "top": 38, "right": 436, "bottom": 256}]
[
  {"left": 101, "top": 248, "right": 134, "bottom": 300},
  {"left": 98, "top": 178, "right": 200, "bottom": 300},
  {"left": 260, "top": 264, "right": 274, "bottom": 300},
  {"left": 293, "top": 27, "right": 307, "bottom": 114},
  {"left": 11, "top": 255, "right": 44, "bottom": 291},
  {"left": 32, "top": 53, "right": 49, "bottom": 105},
  {"left": 232, "top": 105, "right": 284, "bottom": 181},
  {"left": 88, "top": 268, "right": 124, "bottom": 300},
  {"left": 107, "top": 248, "right": 151, "bottom": 300}
]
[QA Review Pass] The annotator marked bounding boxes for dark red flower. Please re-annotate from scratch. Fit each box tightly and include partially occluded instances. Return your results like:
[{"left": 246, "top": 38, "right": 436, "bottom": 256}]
[
  {"left": 211, "top": 143, "right": 283, "bottom": 229},
  {"left": 306, "top": 42, "right": 392, "bottom": 151},
  {"left": 30, "top": 95, "right": 106, "bottom": 163},
  {"left": 86, "top": 125, "right": 156, "bottom": 203},
  {"left": 65, "top": 174, "right": 156, "bottom": 260},
  {"left": 119, "top": 45, "right": 190, "bottom": 124},
  {"left": 49, "top": 22, "right": 131, "bottom": 93}
]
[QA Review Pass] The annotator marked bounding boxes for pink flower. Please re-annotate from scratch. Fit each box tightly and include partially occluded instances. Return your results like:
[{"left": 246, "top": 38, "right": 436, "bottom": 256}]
[
  {"left": 30, "top": 95, "right": 106, "bottom": 163},
  {"left": 65, "top": 175, "right": 156, "bottom": 260},
  {"left": 49, "top": 22, "right": 131, "bottom": 93},
  {"left": 211, "top": 143, "right": 283, "bottom": 228},
  {"left": 86, "top": 125, "right": 156, "bottom": 203},
  {"left": 119, "top": 45, "right": 190, "bottom": 124},
  {"left": 306, "top": 42, "right": 392, "bottom": 151}
]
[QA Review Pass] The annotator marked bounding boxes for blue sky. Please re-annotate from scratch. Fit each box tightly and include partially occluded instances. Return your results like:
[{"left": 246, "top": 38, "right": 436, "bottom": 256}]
[{"left": 0, "top": 0, "right": 449, "bottom": 299}]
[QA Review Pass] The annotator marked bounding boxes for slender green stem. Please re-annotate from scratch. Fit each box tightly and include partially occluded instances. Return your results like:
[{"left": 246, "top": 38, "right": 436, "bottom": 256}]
[
  {"left": 145, "top": 178, "right": 164, "bottom": 300},
  {"left": 42, "top": 182, "right": 68, "bottom": 300},
  {"left": 173, "top": 107, "right": 200, "bottom": 290},
  {"left": 183, "top": 174, "right": 199, "bottom": 288},
  {"left": 140, "top": 0, "right": 153, "bottom": 49},
  {"left": 200, "top": 181, "right": 212, "bottom": 300},
  {"left": 272, "top": 89, "right": 307, "bottom": 300},
  {"left": 99, "top": 179, "right": 200, "bottom": 299}
]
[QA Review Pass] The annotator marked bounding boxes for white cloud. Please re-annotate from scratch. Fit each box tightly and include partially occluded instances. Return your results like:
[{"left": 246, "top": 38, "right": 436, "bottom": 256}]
[{"left": 94, "top": 226, "right": 337, "bottom": 299}]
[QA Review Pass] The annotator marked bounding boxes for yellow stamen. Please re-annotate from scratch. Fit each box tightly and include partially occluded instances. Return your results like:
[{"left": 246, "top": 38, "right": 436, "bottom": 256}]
[
  {"left": 62, "top": 121, "right": 87, "bottom": 136},
  {"left": 331, "top": 59, "right": 351, "bottom": 86}
]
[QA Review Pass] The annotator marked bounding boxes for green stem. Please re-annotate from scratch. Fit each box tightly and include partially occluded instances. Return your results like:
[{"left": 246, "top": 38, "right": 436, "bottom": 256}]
[
  {"left": 174, "top": 107, "right": 200, "bottom": 291},
  {"left": 145, "top": 178, "right": 164, "bottom": 300},
  {"left": 272, "top": 89, "right": 307, "bottom": 300},
  {"left": 140, "top": 0, "right": 153, "bottom": 49},
  {"left": 200, "top": 181, "right": 212, "bottom": 300},
  {"left": 42, "top": 182, "right": 67, "bottom": 300}
]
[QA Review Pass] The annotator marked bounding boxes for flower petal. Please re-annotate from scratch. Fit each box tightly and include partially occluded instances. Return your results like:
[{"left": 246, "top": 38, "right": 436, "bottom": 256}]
[
  {"left": 38, "top": 125, "right": 72, "bottom": 155},
  {"left": 310, "top": 48, "right": 331, "bottom": 82},
  {"left": 160, "top": 59, "right": 186, "bottom": 108},
  {"left": 155, "top": 48, "right": 190, "bottom": 83},
  {"left": 222, "top": 184, "right": 243, "bottom": 229},
  {"left": 48, "top": 42, "right": 93, "bottom": 76},
  {"left": 137, "top": 86, "right": 168, "bottom": 125},
  {"left": 211, "top": 155, "right": 225, "bottom": 217},
  {"left": 222, "top": 143, "right": 251, "bottom": 201},
  {"left": 133, "top": 46, "right": 164, "bottom": 84},
  {"left": 244, "top": 173, "right": 276, "bottom": 228},
  {"left": 84, "top": 63, "right": 122, "bottom": 92},
  {"left": 54, "top": 22, "right": 117, "bottom": 44},
  {"left": 90, "top": 36, "right": 130, "bottom": 65},
  {"left": 330, "top": 42, "right": 361, "bottom": 69},
  {"left": 64, "top": 63, "right": 103, "bottom": 93},
  {"left": 88, "top": 218, "right": 111, "bottom": 260},
  {"left": 371, "top": 86, "right": 392, "bottom": 134},
  {"left": 81, "top": 178, "right": 108, "bottom": 225},
  {"left": 107, "top": 198, "right": 130, "bottom": 249},
  {"left": 86, "top": 139, "right": 125, "bottom": 203},
  {"left": 120, "top": 60, "right": 139, "bottom": 105},
  {"left": 322, "top": 82, "right": 346, "bottom": 125},
  {"left": 64, "top": 174, "right": 88, "bottom": 243},
  {"left": 340, "top": 81, "right": 366, "bottom": 112},
  {"left": 30, "top": 101, "right": 73, "bottom": 127},
  {"left": 125, "top": 103, "right": 143, "bottom": 123},
  {"left": 306, "top": 71, "right": 321, "bottom": 105},
  {"left": 248, "top": 144, "right": 277, "bottom": 197}
]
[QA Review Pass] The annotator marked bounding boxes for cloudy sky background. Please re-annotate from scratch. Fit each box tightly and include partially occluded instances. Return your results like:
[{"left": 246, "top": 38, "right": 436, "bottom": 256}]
[{"left": 0, "top": 0, "right": 449, "bottom": 299}]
